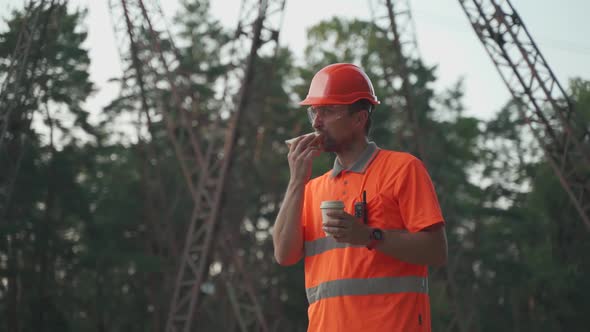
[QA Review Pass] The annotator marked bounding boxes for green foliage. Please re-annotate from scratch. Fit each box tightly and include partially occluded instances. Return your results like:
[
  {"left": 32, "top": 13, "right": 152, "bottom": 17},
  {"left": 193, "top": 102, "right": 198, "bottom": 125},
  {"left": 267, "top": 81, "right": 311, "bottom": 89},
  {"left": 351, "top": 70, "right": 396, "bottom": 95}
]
[
  {"left": 0, "top": 4, "right": 95, "bottom": 144},
  {"left": 1, "top": 2, "right": 589, "bottom": 331},
  {"left": 296, "top": 15, "right": 590, "bottom": 332}
]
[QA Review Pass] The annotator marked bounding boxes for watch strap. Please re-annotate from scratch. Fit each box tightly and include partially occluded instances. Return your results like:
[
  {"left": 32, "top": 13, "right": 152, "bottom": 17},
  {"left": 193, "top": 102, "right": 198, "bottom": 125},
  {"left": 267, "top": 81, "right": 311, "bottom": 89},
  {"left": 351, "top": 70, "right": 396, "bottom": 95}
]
[{"left": 366, "top": 228, "right": 383, "bottom": 250}]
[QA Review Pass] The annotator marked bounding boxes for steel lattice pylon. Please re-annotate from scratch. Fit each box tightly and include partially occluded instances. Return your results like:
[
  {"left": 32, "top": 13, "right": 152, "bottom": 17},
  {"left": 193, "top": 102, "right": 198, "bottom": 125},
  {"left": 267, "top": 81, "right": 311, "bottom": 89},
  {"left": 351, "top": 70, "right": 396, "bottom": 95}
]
[
  {"left": 164, "top": 2, "right": 286, "bottom": 330},
  {"left": 109, "top": 0, "right": 286, "bottom": 331},
  {"left": 459, "top": 0, "right": 590, "bottom": 230},
  {"left": 369, "top": 0, "right": 426, "bottom": 161}
]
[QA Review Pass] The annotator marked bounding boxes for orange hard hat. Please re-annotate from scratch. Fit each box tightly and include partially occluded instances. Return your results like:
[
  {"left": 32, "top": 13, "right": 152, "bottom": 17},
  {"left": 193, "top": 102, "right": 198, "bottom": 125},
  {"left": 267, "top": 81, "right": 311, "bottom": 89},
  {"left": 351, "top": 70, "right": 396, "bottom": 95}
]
[{"left": 299, "top": 63, "right": 380, "bottom": 106}]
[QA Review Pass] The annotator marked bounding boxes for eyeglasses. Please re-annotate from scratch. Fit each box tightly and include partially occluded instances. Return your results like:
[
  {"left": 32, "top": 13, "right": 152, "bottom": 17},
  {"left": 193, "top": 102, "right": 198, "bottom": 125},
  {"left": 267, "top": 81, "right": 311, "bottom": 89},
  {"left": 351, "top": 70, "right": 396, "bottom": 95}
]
[{"left": 307, "top": 105, "right": 349, "bottom": 124}]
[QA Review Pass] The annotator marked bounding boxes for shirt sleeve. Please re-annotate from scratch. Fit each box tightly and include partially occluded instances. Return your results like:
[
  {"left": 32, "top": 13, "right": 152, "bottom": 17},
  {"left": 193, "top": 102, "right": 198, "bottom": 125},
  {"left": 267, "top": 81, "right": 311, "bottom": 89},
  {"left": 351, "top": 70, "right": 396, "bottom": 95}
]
[{"left": 394, "top": 157, "right": 444, "bottom": 232}]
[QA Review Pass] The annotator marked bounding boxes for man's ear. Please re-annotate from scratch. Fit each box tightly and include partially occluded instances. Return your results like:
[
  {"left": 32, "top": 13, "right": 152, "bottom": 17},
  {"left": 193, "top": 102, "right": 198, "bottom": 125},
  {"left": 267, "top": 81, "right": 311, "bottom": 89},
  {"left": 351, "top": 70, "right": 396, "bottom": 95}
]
[{"left": 356, "top": 110, "right": 368, "bottom": 129}]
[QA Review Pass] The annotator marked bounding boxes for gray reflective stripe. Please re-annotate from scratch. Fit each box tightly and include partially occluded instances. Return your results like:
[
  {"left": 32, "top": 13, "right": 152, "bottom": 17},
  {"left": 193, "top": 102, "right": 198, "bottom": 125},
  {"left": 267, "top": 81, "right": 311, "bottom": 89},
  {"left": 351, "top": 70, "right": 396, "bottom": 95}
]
[
  {"left": 304, "top": 236, "right": 363, "bottom": 257},
  {"left": 304, "top": 230, "right": 409, "bottom": 257},
  {"left": 306, "top": 276, "right": 428, "bottom": 304}
]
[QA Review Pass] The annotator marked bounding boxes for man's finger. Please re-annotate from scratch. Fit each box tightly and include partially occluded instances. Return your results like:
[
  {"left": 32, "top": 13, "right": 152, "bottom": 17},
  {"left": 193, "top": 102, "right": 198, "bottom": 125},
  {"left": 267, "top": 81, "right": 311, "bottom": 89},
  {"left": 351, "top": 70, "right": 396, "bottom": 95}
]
[
  {"left": 333, "top": 234, "right": 347, "bottom": 243},
  {"left": 288, "top": 135, "right": 303, "bottom": 152},
  {"left": 326, "top": 211, "right": 345, "bottom": 218},
  {"left": 293, "top": 134, "right": 317, "bottom": 156},
  {"left": 291, "top": 137, "right": 306, "bottom": 155},
  {"left": 310, "top": 133, "right": 324, "bottom": 149},
  {"left": 322, "top": 220, "right": 345, "bottom": 227},
  {"left": 302, "top": 146, "right": 320, "bottom": 161},
  {"left": 291, "top": 134, "right": 310, "bottom": 153},
  {"left": 323, "top": 226, "right": 344, "bottom": 234}
]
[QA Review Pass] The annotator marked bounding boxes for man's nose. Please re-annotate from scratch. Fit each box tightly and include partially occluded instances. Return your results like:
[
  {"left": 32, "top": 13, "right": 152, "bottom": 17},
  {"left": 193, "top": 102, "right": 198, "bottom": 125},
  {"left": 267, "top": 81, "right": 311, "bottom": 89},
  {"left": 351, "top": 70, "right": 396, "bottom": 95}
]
[{"left": 312, "top": 115, "right": 323, "bottom": 130}]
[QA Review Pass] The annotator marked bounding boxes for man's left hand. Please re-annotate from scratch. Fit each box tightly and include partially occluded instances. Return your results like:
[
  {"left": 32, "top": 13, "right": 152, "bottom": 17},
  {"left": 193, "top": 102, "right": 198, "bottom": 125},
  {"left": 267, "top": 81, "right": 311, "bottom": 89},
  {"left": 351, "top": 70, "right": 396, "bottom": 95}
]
[{"left": 323, "top": 210, "right": 371, "bottom": 245}]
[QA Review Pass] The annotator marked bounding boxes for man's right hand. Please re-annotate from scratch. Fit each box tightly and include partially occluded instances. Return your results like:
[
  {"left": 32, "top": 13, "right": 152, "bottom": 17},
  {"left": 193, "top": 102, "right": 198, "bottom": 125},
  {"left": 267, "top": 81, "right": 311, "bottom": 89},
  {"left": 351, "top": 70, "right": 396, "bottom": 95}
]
[
  {"left": 274, "top": 133, "right": 321, "bottom": 266},
  {"left": 287, "top": 133, "right": 323, "bottom": 185}
]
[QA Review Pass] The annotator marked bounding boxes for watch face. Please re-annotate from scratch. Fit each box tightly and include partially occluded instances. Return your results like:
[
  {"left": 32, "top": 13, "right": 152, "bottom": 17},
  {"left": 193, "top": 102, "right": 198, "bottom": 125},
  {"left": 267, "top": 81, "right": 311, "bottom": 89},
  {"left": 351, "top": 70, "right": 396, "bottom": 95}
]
[{"left": 373, "top": 229, "right": 383, "bottom": 240}]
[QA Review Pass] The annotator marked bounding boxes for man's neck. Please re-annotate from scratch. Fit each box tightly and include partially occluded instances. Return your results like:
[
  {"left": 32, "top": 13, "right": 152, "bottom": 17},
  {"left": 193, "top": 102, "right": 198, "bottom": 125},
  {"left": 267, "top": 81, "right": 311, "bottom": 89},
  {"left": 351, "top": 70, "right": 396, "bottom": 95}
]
[{"left": 336, "top": 138, "right": 369, "bottom": 169}]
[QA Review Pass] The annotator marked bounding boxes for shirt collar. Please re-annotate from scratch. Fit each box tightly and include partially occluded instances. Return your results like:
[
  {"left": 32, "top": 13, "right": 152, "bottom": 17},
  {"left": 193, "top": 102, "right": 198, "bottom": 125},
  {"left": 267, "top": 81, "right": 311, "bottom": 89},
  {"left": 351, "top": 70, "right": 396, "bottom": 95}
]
[{"left": 331, "top": 142, "right": 379, "bottom": 178}]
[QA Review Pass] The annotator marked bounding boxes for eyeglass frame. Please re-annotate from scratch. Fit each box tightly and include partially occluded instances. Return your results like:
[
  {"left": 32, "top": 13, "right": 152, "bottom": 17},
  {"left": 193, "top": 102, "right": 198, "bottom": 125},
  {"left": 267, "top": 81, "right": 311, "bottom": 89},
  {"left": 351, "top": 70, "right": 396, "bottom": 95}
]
[{"left": 306, "top": 105, "right": 351, "bottom": 124}]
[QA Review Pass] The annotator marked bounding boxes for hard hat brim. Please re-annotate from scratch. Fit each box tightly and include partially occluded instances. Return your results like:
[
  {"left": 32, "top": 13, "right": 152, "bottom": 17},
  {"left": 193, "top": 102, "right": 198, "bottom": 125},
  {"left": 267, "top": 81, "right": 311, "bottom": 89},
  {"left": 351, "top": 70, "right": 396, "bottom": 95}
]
[{"left": 299, "top": 95, "right": 380, "bottom": 106}]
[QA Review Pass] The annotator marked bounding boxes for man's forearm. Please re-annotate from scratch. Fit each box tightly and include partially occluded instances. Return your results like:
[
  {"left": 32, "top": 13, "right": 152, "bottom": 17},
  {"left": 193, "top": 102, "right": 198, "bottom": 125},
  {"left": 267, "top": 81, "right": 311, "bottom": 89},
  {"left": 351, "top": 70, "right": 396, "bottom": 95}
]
[
  {"left": 272, "top": 181, "right": 305, "bottom": 266},
  {"left": 374, "top": 224, "right": 447, "bottom": 266}
]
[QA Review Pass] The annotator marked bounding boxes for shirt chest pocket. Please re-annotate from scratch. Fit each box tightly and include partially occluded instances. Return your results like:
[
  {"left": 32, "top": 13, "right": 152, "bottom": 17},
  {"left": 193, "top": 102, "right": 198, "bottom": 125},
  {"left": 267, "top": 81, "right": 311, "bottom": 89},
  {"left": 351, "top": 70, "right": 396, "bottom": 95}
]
[{"left": 360, "top": 192, "right": 405, "bottom": 231}]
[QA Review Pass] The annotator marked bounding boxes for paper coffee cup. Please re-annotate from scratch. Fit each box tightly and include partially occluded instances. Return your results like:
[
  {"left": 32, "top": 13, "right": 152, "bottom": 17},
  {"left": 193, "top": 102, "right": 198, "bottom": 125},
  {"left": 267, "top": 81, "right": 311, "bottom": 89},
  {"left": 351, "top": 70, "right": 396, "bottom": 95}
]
[{"left": 320, "top": 200, "right": 345, "bottom": 227}]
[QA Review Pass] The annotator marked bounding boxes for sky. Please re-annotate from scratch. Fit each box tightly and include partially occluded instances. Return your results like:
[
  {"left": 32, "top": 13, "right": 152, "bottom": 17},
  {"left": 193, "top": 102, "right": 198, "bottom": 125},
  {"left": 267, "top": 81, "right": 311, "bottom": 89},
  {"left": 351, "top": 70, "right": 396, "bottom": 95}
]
[{"left": 2, "top": 0, "right": 590, "bottom": 126}]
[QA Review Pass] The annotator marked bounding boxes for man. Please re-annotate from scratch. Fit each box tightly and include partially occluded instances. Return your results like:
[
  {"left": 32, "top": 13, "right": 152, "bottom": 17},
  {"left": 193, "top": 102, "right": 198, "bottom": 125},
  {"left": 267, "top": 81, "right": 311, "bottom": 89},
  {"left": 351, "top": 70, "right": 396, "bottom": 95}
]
[{"left": 272, "top": 63, "right": 447, "bottom": 332}]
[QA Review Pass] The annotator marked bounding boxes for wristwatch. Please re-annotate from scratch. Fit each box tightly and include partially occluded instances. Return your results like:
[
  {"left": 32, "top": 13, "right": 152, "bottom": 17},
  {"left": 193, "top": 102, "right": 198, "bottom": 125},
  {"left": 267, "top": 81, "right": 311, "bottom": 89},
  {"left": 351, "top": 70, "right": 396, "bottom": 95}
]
[{"left": 366, "top": 228, "right": 384, "bottom": 250}]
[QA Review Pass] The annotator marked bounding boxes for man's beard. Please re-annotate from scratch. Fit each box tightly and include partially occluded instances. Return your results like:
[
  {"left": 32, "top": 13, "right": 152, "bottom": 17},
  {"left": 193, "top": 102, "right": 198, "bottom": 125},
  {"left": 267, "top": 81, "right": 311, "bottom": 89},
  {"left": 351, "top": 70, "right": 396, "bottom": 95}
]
[{"left": 322, "top": 133, "right": 350, "bottom": 153}]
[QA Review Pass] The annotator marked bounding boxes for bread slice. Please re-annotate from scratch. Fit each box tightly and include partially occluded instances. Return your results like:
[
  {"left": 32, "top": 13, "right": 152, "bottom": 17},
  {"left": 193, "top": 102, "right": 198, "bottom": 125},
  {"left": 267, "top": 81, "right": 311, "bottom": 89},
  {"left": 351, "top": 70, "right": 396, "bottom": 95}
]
[{"left": 285, "top": 132, "right": 322, "bottom": 148}]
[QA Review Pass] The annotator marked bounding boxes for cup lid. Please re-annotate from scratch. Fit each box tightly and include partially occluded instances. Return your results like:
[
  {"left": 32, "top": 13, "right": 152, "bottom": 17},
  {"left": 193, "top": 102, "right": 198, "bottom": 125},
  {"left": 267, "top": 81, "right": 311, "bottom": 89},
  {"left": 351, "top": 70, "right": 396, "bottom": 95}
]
[{"left": 320, "top": 200, "right": 345, "bottom": 209}]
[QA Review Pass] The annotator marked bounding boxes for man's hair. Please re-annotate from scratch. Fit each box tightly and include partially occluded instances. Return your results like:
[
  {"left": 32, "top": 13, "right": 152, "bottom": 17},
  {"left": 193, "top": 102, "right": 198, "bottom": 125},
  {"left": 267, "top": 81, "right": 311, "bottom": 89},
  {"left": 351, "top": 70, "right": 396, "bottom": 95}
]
[{"left": 348, "top": 99, "right": 373, "bottom": 136}]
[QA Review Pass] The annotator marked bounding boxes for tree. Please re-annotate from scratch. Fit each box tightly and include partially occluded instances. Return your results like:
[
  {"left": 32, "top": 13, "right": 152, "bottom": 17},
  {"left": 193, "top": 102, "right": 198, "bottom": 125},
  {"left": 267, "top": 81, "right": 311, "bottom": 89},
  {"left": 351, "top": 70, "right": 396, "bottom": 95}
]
[
  {"left": 469, "top": 79, "right": 590, "bottom": 331},
  {"left": 0, "top": 3, "right": 95, "bottom": 331}
]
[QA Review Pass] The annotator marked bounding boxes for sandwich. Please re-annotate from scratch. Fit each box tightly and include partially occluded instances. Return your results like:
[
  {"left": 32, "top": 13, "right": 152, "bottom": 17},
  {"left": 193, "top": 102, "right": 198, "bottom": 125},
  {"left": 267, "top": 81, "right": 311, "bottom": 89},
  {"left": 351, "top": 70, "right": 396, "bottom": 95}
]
[{"left": 285, "top": 132, "right": 323, "bottom": 149}]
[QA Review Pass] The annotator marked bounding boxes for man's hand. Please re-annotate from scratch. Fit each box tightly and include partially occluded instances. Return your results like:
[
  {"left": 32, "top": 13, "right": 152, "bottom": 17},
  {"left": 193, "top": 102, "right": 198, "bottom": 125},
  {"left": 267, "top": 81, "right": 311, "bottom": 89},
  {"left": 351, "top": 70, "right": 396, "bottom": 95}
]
[
  {"left": 287, "top": 133, "right": 323, "bottom": 185},
  {"left": 323, "top": 210, "right": 371, "bottom": 245}
]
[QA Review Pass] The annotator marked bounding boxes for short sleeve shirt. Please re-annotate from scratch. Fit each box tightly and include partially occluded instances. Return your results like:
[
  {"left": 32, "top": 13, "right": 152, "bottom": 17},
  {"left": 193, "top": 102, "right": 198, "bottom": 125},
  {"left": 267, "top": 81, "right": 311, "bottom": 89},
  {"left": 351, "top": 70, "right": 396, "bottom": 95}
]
[{"left": 300, "top": 142, "right": 444, "bottom": 332}]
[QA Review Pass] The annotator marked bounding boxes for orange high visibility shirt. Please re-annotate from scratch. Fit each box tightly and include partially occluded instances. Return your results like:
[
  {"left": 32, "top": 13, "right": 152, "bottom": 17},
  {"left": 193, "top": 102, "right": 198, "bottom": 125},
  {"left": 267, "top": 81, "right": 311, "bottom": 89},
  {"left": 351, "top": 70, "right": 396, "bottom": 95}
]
[{"left": 301, "top": 143, "right": 444, "bottom": 332}]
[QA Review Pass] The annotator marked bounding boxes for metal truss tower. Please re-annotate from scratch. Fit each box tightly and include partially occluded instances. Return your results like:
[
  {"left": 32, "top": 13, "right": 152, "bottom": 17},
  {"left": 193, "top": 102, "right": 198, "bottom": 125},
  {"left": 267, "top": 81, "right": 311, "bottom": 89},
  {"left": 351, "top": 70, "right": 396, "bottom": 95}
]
[
  {"left": 109, "top": 0, "right": 287, "bottom": 331},
  {"left": 164, "top": 2, "right": 287, "bottom": 329},
  {"left": 459, "top": 0, "right": 590, "bottom": 230},
  {"left": 369, "top": 0, "right": 427, "bottom": 161}
]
